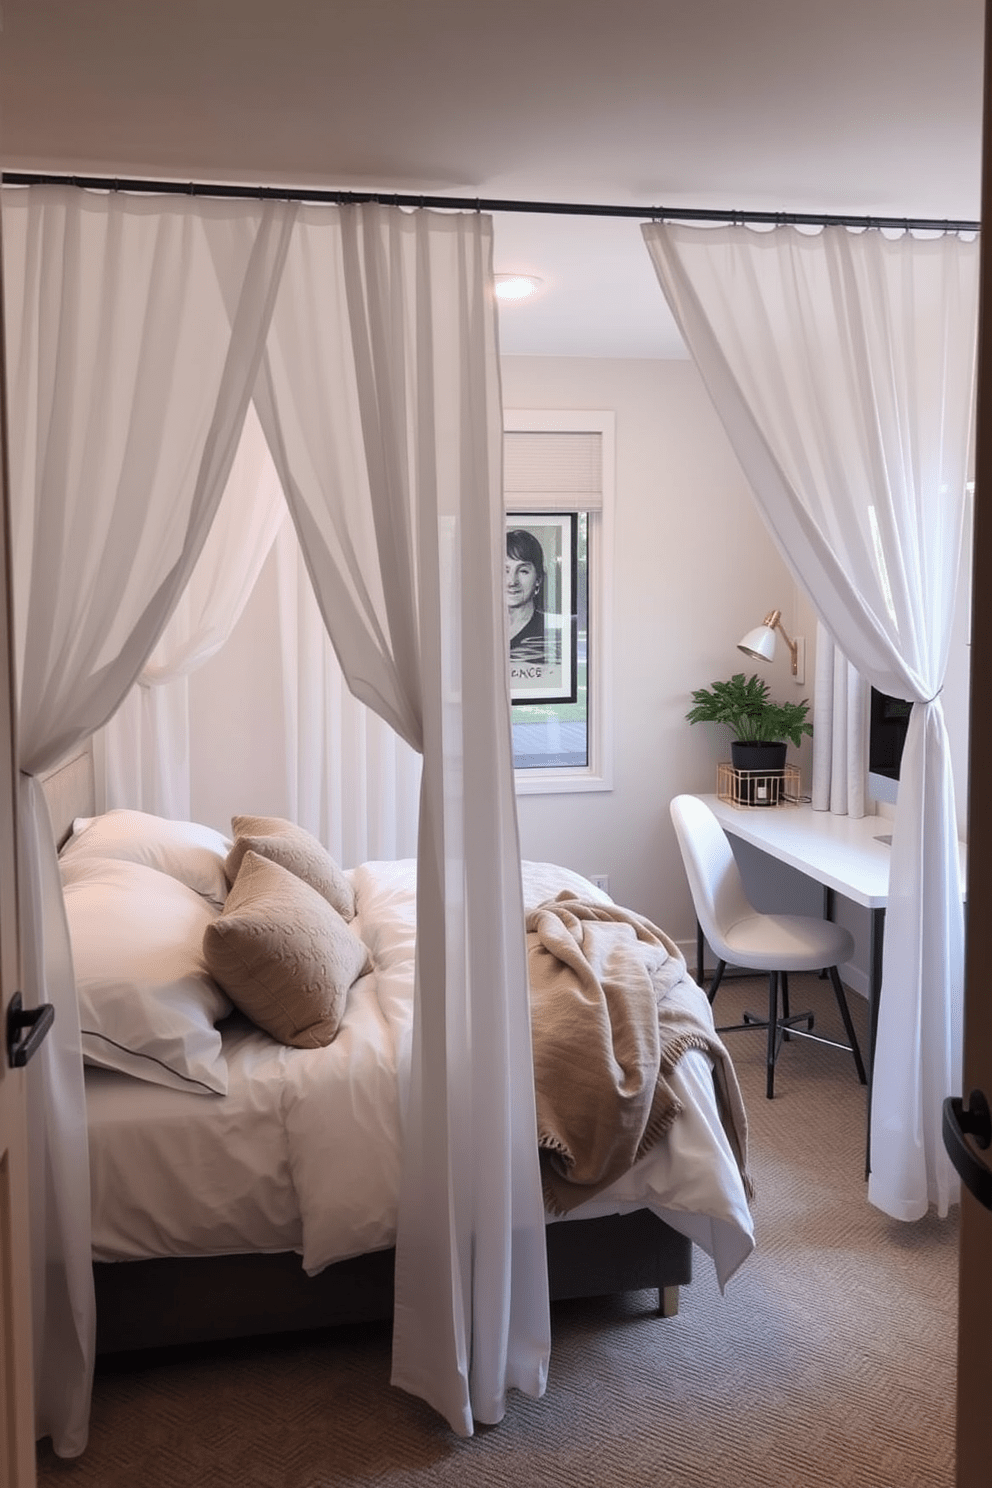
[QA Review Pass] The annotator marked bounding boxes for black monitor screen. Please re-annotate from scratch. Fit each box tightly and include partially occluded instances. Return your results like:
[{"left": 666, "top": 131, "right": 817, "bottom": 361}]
[{"left": 869, "top": 688, "right": 912, "bottom": 781}]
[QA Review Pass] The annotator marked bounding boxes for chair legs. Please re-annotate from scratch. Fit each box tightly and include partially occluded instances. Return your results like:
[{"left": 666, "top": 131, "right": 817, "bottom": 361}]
[
  {"left": 711, "top": 967, "right": 813, "bottom": 1090},
  {"left": 707, "top": 963, "right": 866, "bottom": 1099},
  {"left": 766, "top": 974, "right": 778, "bottom": 1100},
  {"left": 710, "top": 959, "right": 774, "bottom": 1037},
  {"left": 763, "top": 971, "right": 815, "bottom": 1100},
  {"left": 827, "top": 966, "right": 867, "bottom": 1085},
  {"left": 764, "top": 967, "right": 867, "bottom": 1096}
]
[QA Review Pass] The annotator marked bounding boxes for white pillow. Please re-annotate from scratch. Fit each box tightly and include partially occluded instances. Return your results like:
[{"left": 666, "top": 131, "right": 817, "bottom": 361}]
[
  {"left": 62, "top": 856, "right": 231, "bottom": 1095},
  {"left": 61, "top": 809, "right": 232, "bottom": 907}
]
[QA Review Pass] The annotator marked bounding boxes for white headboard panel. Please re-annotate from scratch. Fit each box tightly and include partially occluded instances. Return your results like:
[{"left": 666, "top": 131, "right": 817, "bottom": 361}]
[{"left": 40, "top": 747, "right": 96, "bottom": 848}]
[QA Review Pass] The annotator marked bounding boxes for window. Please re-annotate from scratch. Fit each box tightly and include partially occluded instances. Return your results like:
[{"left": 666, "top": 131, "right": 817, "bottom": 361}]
[{"left": 504, "top": 411, "right": 614, "bottom": 794}]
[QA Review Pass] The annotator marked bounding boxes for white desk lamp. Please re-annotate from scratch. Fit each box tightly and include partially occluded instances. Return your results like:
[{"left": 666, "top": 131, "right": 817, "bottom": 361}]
[{"left": 737, "top": 609, "right": 801, "bottom": 678}]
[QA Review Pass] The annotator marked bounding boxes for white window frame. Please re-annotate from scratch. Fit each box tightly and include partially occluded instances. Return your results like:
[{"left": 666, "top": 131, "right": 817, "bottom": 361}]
[{"left": 504, "top": 409, "right": 614, "bottom": 795}]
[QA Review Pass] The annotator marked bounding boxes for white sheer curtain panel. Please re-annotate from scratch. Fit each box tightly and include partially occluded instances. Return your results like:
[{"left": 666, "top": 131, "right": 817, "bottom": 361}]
[
  {"left": 250, "top": 202, "right": 549, "bottom": 1434},
  {"left": 2, "top": 183, "right": 295, "bottom": 1455},
  {"left": 100, "top": 403, "right": 286, "bottom": 818},
  {"left": 811, "top": 620, "right": 868, "bottom": 817},
  {"left": 273, "top": 516, "right": 421, "bottom": 864},
  {"left": 644, "top": 222, "right": 978, "bottom": 1221}
]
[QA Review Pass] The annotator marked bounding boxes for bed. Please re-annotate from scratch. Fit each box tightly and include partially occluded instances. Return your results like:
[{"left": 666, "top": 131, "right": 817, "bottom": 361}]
[{"left": 42, "top": 751, "right": 755, "bottom": 1357}]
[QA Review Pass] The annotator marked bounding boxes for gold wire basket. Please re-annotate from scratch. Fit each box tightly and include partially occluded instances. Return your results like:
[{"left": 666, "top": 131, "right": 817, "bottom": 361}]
[{"left": 717, "top": 761, "right": 801, "bottom": 809}]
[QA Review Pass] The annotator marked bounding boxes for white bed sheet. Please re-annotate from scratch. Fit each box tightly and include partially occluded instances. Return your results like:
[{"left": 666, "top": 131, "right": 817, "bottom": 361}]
[{"left": 87, "top": 858, "right": 755, "bottom": 1290}]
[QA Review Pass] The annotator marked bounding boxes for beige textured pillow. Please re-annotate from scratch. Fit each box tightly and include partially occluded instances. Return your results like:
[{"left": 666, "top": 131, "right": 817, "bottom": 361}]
[
  {"left": 204, "top": 851, "right": 371, "bottom": 1048},
  {"left": 226, "top": 815, "right": 356, "bottom": 921}
]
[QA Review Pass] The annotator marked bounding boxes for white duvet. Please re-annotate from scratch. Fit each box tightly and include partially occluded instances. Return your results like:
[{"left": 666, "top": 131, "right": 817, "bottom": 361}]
[{"left": 85, "top": 858, "right": 755, "bottom": 1290}]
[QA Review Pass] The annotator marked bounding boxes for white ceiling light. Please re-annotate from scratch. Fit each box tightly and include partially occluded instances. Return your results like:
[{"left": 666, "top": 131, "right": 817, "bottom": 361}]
[{"left": 494, "top": 273, "right": 543, "bottom": 301}]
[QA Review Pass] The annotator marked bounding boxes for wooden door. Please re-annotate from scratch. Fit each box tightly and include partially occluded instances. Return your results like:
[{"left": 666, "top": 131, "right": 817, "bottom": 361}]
[
  {"left": 955, "top": 6, "right": 992, "bottom": 1482},
  {"left": 0, "top": 206, "right": 36, "bottom": 1484}
]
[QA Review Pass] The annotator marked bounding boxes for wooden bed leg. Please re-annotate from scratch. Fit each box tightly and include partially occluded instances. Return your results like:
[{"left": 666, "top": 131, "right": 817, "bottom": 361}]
[{"left": 658, "top": 1285, "right": 680, "bottom": 1318}]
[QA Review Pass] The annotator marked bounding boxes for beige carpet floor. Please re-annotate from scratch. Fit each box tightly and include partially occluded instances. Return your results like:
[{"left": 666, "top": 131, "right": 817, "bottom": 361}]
[{"left": 38, "top": 973, "right": 959, "bottom": 1487}]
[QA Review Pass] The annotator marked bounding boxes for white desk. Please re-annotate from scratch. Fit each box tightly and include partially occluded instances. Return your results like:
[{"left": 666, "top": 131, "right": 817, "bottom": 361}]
[
  {"left": 695, "top": 793, "right": 966, "bottom": 1172},
  {"left": 698, "top": 795, "right": 894, "bottom": 912}
]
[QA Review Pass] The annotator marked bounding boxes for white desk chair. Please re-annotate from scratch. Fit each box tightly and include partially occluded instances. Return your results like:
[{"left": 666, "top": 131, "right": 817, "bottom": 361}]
[{"left": 670, "top": 793, "right": 867, "bottom": 1099}]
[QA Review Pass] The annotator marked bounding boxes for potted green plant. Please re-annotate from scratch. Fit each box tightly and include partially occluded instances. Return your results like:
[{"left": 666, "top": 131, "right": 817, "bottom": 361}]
[{"left": 685, "top": 672, "right": 812, "bottom": 803}]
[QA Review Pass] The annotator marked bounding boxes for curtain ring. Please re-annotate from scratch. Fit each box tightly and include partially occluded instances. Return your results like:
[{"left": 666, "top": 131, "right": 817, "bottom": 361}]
[{"left": 922, "top": 686, "right": 944, "bottom": 704}]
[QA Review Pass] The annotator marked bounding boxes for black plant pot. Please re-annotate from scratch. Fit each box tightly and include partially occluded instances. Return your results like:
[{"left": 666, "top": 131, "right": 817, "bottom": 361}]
[{"left": 730, "top": 740, "right": 788, "bottom": 806}]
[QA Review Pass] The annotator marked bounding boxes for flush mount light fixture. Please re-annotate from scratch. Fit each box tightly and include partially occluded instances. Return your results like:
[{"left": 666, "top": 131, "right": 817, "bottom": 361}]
[
  {"left": 737, "top": 608, "right": 805, "bottom": 681},
  {"left": 494, "top": 273, "right": 543, "bottom": 301}
]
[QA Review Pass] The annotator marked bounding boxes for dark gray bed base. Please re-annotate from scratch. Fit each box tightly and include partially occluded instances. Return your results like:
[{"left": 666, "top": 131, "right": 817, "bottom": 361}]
[{"left": 93, "top": 1208, "right": 692, "bottom": 1354}]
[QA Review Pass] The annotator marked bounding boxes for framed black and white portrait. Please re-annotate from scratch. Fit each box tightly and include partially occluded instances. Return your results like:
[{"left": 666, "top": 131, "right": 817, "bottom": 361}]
[{"left": 504, "top": 513, "right": 577, "bottom": 704}]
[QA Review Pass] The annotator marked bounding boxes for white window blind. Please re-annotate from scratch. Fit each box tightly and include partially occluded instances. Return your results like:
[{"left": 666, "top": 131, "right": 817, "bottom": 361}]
[{"left": 503, "top": 430, "right": 603, "bottom": 512}]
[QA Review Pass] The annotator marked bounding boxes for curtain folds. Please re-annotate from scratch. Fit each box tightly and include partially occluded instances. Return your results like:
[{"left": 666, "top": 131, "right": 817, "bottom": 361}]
[
  {"left": 811, "top": 620, "right": 868, "bottom": 817},
  {"left": 273, "top": 516, "right": 421, "bottom": 864},
  {"left": 100, "top": 403, "right": 286, "bottom": 819},
  {"left": 643, "top": 221, "right": 978, "bottom": 1221},
  {"left": 6, "top": 183, "right": 547, "bottom": 1451},
  {"left": 250, "top": 203, "right": 549, "bottom": 1432},
  {"left": 2, "top": 184, "right": 295, "bottom": 1455}
]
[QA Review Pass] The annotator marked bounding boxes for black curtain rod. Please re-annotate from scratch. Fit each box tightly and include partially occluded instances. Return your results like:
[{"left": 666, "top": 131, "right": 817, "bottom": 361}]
[{"left": 0, "top": 171, "right": 980, "bottom": 234}]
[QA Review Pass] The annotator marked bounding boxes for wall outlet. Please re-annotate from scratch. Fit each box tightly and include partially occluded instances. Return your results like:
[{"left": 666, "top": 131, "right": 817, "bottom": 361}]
[{"left": 589, "top": 873, "right": 609, "bottom": 892}]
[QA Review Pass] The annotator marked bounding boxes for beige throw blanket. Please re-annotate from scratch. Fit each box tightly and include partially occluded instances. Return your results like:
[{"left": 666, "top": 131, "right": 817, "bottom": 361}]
[{"left": 526, "top": 893, "right": 753, "bottom": 1215}]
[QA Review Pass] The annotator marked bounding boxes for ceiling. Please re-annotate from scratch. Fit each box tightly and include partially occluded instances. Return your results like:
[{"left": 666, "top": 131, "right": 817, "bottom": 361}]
[{"left": 0, "top": 0, "right": 984, "bottom": 358}]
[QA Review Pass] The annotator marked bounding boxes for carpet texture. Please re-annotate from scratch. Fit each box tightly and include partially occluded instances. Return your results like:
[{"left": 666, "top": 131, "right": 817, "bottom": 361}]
[{"left": 37, "top": 973, "right": 958, "bottom": 1487}]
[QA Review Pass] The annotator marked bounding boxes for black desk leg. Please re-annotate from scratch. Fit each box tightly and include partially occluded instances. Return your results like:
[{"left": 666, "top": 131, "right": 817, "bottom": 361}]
[
  {"left": 696, "top": 919, "right": 704, "bottom": 986},
  {"left": 821, "top": 886, "right": 835, "bottom": 977},
  {"left": 864, "top": 906, "right": 885, "bottom": 1179},
  {"left": 827, "top": 886, "right": 881, "bottom": 1181}
]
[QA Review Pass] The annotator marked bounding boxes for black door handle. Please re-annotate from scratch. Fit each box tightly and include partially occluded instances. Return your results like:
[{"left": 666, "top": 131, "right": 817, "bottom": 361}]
[
  {"left": 6, "top": 991, "right": 55, "bottom": 1069},
  {"left": 942, "top": 1089, "right": 992, "bottom": 1211}
]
